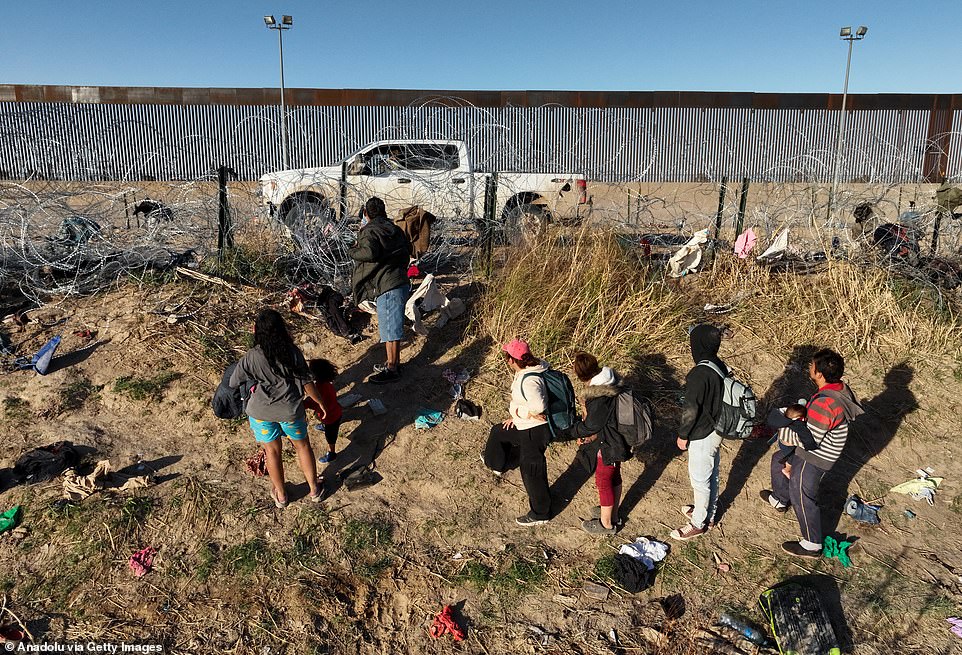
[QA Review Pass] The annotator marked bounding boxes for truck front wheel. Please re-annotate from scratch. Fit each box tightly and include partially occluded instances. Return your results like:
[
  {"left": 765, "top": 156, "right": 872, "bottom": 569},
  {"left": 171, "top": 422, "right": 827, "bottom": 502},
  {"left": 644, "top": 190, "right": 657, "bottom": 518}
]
[
  {"left": 502, "top": 203, "right": 548, "bottom": 246},
  {"left": 281, "top": 195, "right": 336, "bottom": 239}
]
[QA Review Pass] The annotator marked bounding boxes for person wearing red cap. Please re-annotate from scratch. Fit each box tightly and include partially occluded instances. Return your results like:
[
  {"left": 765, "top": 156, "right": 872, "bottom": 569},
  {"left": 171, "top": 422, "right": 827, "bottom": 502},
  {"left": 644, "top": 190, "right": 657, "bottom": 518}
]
[{"left": 482, "top": 339, "right": 553, "bottom": 526}]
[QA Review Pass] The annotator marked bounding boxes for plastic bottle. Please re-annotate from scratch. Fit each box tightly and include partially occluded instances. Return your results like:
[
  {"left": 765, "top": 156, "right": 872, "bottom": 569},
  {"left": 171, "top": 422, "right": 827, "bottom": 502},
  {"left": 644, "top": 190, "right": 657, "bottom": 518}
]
[{"left": 717, "top": 613, "right": 771, "bottom": 646}]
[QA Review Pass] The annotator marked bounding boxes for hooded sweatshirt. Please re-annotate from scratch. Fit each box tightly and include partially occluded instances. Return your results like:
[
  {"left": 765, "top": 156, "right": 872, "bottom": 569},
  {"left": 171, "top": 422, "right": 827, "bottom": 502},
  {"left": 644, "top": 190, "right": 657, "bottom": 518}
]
[
  {"left": 348, "top": 216, "right": 410, "bottom": 303},
  {"left": 509, "top": 361, "right": 549, "bottom": 430},
  {"left": 568, "top": 367, "right": 631, "bottom": 466},
  {"left": 678, "top": 325, "right": 728, "bottom": 441},
  {"left": 794, "top": 382, "right": 864, "bottom": 471}
]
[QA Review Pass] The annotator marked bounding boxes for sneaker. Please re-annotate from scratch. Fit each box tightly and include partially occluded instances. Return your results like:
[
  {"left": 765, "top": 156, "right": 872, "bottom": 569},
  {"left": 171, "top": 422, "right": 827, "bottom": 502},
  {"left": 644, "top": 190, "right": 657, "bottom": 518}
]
[
  {"left": 373, "top": 363, "right": 403, "bottom": 374},
  {"left": 516, "top": 513, "right": 549, "bottom": 527},
  {"left": 318, "top": 452, "right": 337, "bottom": 464},
  {"left": 681, "top": 505, "right": 716, "bottom": 529},
  {"left": 781, "top": 540, "right": 822, "bottom": 559},
  {"left": 368, "top": 369, "right": 401, "bottom": 384},
  {"left": 581, "top": 518, "right": 617, "bottom": 535},
  {"left": 669, "top": 523, "right": 707, "bottom": 541},
  {"left": 480, "top": 454, "right": 502, "bottom": 478},
  {"left": 759, "top": 490, "right": 790, "bottom": 513}
]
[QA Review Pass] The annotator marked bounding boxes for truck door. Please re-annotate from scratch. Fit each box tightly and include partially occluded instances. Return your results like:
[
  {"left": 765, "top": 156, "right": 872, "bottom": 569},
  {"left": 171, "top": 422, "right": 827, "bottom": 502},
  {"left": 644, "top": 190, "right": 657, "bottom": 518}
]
[
  {"left": 407, "top": 143, "right": 472, "bottom": 221},
  {"left": 344, "top": 143, "right": 414, "bottom": 218}
]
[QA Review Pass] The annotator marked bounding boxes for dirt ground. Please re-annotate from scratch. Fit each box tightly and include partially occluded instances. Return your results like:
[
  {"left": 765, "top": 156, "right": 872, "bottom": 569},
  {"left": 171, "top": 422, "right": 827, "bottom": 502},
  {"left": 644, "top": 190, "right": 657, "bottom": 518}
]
[{"left": 1, "top": 269, "right": 962, "bottom": 654}]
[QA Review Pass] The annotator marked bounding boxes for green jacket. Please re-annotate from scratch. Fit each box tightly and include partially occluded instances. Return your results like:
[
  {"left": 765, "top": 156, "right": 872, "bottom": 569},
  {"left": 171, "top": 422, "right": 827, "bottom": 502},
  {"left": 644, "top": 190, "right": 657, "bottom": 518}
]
[{"left": 348, "top": 217, "right": 410, "bottom": 303}]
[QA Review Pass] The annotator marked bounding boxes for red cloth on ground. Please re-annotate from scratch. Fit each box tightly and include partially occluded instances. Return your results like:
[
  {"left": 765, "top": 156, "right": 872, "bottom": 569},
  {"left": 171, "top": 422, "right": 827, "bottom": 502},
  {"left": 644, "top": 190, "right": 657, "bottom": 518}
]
[
  {"left": 429, "top": 605, "right": 465, "bottom": 641},
  {"left": 595, "top": 450, "right": 622, "bottom": 507}
]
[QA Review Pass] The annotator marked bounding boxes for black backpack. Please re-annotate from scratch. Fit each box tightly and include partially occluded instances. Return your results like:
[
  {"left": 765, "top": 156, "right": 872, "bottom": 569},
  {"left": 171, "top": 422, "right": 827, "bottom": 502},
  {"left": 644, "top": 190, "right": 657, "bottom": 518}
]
[{"left": 212, "top": 362, "right": 255, "bottom": 419}]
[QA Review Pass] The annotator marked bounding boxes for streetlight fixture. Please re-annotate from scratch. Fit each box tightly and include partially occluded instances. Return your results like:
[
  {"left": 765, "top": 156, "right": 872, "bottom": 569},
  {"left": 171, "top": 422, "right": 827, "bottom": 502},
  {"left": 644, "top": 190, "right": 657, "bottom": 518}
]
[
  {"left": 829, "top": 24, "right": 868, "bottom": 222},
  {"left": 264, "top": 14, "right": 293, "bottom": 169}
]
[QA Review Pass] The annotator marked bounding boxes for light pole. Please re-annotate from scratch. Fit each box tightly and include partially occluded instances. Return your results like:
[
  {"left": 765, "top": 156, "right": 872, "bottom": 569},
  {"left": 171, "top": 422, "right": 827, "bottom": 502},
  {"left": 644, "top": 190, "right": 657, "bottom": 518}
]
[
  {"left": 264, "top": 14, "right": 293, "bottom": 169},
  {"left": 829, "top": 25, "right": 867, "bottom": 222}
]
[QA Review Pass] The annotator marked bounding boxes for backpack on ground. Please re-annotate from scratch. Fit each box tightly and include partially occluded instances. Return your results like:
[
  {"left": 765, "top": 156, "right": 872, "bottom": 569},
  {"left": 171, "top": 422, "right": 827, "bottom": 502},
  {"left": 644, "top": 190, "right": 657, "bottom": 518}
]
[
  {"left": 697, "top": 360, "right": 757, "bottom": 439},
  {"left": 614, "top": 389, "right": 655, "bottom": 451},
  {"left": 521, "top": 369, "right": 577, "bottom": 439}
]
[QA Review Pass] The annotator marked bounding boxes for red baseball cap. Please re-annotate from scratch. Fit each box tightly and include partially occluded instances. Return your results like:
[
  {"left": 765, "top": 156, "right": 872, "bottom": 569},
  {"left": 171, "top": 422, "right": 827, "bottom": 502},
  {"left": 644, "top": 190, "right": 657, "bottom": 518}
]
[{"left": 502, "top": 339, "right": 531, "bottom": 359}]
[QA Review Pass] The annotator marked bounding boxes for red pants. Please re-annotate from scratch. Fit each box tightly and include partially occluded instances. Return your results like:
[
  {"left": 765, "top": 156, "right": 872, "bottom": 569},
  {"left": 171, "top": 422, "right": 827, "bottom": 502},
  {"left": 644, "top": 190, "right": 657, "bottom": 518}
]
[{"left": 596, "top": 450, "right": 622, "bottom": 506}]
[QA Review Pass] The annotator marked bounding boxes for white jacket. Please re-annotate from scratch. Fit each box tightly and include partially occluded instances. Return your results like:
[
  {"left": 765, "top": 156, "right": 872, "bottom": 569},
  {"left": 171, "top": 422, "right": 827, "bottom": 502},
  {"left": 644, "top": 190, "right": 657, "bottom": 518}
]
[{"left": 509, "top": 362, "right": 549, "bottom": 430}]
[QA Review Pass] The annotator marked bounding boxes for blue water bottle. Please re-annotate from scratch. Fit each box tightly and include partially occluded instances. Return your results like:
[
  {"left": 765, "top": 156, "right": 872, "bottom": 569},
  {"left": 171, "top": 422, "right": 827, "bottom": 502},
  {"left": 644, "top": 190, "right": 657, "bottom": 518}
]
[{"left": 718, "top": 612, "right": 771, "bottom": 647}]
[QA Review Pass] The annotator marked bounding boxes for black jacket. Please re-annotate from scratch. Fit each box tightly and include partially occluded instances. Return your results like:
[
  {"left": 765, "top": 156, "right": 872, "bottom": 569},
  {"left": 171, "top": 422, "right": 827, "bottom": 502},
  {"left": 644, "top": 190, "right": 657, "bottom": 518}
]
[
  {"left": 678, "top": 325, "right": 727, "bottom": 442},
  {"left": 348, "top": 216, "right": 410, "bottom": 303},
  {"left": 567, "top": 377, "right": 631, "bottom": 467},
  {"left": 212, "top": 362, "right": 254, "bottom": 419}
]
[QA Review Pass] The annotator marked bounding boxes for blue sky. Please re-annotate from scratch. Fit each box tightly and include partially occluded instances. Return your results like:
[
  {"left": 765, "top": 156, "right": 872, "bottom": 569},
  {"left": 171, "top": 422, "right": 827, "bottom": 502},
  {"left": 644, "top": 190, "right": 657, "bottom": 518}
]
[{"left": 2, "top": 0, "right": 959, "bottom": 93}]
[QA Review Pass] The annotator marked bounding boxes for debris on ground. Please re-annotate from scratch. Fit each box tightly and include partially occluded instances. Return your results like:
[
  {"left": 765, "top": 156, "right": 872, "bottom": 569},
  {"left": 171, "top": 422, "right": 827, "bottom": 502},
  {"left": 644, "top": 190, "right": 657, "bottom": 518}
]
[
  {"left": 414, "top": 409, "right": 445, "bottom": 430},
  {"left": 367, "top": 398, "right": 387, "bottom": 416},
  {"left": 428, "top": 605, "right": 465, "bottom": 641},
  {"left": 288, "top": 284, "right": 363, "bottom": 344},
  {"left": 947, "top": 617, "right": 962, "bottom": 639},
  {"left": 61, "top": 460, "right": 151, "bottom": 501},
  {"left": 128, "top": 546, "right": 157, "bottom": 577},
  {"left": 845, "top": 494, "right": 881, "bottom": 525},
  {"left": 244, "top": 450, "right": 268, "bottom": 477},
  {"left": 891, "top": 472, "right": 943, "bottom": 505},
  {"left": 717, "top": 612, "right": 773, "bottom": 647},
  {"left": 734, "top": 228, "right": 757, "bottom": 258},
  {"left": 0, "top": 507, "right": 21, "bottom": 535},
  {"left": 455, "top": 399, "right": 482, "bottom": 421},
  {"left": 823, "top": 535, "right": 854, "bottom": 567},
  {"left": 760, "top": 582, "right": 841, "bottom": 653},
  {"left": 667, "top": 228, "right": 709, "bottom": 277},
  {"left": 13, "top": 441, "right": 80, "bottom": 483},
  {"left": 583, "top": 581, "right": 611, "bottom": 601},
  {"left": 618, "top": 536, "right": 670, "bottom": 570},
  {"left": 713, "top": 552, "right": 732, "bottom": 574},
  {"left": 338, "top": 392, "right": 363, "bottom": 407},
  {"left": 612, "top": 554, "right": 654, "bottom": 592},
  {"left": 527, "top": 625, "right": 554, "bottom": 647},
  {"left": 693, "top": 627, "right": 750, "bottom": 655}
]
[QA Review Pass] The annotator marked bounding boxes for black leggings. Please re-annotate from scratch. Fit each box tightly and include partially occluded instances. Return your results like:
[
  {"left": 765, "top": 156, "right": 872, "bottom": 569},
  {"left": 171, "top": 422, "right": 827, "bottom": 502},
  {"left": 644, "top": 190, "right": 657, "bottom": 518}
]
[
  {"left": 322, "top": 419, "right": 341, "bottom": 450},
  {"left": 484, "top": 422, "right": 552, "bottom": 520}
]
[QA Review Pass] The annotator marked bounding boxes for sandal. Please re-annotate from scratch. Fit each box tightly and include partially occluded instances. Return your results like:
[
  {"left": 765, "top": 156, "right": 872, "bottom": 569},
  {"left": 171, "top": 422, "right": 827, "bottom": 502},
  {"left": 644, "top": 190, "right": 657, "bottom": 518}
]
[
  {"left": 308, "top": 477, "right": 326, "bottom": 503},
  {"left": 271, "top": 486, "right": 288, "bottom": 509}
]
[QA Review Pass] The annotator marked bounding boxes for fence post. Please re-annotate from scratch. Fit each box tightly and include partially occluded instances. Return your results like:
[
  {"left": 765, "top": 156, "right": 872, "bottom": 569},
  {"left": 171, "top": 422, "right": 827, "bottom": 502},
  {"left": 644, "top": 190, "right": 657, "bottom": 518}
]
[
  {"left": 339, "top": 161, "right": 348, "bottom": 221},
  {"left": 734, "top": 177, "right": 750, "bottom": 237},
  {"left": 482, "top": 173, "right": 498, "bottom": 277},
  {"left": 712, "top": 176, "right": 728, "bottom": 242},
  {"left": 217, "top": 164, "right": 235, "bottom": 257}
]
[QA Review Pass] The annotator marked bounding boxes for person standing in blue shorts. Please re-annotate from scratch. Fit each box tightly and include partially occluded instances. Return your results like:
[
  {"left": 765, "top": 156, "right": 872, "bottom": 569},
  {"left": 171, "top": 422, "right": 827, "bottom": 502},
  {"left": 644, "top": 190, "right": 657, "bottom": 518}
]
[
  {"left": 348, "top": 196, "right": 412, "bottom": 384},
  {"left": 230, "top": 309, "right": 325, "bottom": 507}
]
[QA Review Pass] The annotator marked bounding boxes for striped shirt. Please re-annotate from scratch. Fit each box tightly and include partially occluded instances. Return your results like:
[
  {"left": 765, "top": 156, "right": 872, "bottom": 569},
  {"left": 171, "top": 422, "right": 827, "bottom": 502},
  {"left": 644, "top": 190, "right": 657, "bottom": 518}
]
[{"left": 796, "top": 382, "right": 863, "bottom": 470}]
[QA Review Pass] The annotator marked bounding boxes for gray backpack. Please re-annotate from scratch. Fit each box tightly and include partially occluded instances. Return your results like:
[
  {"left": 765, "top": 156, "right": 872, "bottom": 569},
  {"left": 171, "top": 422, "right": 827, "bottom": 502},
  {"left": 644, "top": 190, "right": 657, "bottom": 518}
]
[
  {"left": 697, "top": 360, "right": 757, "bottom": 439},
  {"left": 614, "top": 390, "right": 655, "bottom": 451}
]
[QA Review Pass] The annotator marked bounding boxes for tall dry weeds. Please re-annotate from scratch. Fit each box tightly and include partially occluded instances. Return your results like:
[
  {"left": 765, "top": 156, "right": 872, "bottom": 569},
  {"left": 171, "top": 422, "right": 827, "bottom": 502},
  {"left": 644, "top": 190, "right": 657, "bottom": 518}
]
[{"left": 480, "top": 230, "right": 962, "bottom": 374}]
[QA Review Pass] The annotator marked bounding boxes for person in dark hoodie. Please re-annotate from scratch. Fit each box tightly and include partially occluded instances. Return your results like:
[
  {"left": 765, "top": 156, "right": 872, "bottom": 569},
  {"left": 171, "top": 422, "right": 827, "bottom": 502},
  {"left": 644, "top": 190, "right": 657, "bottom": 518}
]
[
  {"left": 760, "top": 348, "right": 863, "bottom": 558},
  {"left": 567, "top": 353, "right": 631, "bottom": 535},
  {"left": 348, "top": 197, "right": 411, "bottom": 384},
  {"left": 671, "top": 324, "right": 728, "bottom": 541}
]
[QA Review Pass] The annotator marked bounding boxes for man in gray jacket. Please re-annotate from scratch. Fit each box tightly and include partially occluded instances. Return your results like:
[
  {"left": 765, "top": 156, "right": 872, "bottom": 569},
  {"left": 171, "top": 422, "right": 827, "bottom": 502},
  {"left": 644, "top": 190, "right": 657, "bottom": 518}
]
[{"left": 348, "top": 197, "right": 411, "bottom": 384}]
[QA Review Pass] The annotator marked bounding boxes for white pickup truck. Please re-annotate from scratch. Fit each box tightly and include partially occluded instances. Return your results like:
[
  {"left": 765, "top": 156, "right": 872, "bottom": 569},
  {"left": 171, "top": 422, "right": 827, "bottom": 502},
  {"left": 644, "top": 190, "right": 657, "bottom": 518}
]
[{"left": 259, "top": 139, "right": 590, "bottom": 242}]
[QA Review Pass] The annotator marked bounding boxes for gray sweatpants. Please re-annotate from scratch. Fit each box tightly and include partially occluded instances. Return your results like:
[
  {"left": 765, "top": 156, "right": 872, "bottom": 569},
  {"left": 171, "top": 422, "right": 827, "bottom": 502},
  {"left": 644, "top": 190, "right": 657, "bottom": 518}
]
[{"left": 770, "top": 451, "right": 827, "bottom": 546}]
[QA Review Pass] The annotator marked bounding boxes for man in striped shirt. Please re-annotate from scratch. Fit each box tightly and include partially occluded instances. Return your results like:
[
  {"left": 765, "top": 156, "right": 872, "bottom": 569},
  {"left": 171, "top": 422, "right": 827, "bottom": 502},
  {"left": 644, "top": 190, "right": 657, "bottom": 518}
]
[{"left": 760, "top": 349, "right": 864, "bottom": 558}]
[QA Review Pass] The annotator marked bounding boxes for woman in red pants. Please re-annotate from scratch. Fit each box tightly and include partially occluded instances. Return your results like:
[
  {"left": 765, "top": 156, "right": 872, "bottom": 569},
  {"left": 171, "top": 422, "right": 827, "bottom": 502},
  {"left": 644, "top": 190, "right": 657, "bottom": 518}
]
[{"left": 568, "top": 353, "right": 631, "bottom": 535}]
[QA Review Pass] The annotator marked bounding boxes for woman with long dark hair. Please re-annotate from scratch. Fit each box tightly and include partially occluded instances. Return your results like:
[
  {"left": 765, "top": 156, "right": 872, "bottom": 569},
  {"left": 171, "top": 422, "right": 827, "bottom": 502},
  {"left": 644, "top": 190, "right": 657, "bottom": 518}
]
[{"left": 230, "top": 309, "right": 324, "bottom": 507}]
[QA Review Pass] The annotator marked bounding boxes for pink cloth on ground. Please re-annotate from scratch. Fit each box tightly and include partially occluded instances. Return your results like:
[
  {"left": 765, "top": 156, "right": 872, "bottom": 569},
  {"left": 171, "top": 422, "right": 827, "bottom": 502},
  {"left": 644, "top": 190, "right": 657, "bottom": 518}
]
[{"left": 129, "top": 546, "right": 157, "bottom": 577}]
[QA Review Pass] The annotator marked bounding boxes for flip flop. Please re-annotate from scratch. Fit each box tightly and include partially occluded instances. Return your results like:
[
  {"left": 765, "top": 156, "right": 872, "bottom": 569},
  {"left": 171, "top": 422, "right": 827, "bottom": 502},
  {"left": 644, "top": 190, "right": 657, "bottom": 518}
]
[{"left": 271, "top": 486, "right": 288, "bottom": 509}]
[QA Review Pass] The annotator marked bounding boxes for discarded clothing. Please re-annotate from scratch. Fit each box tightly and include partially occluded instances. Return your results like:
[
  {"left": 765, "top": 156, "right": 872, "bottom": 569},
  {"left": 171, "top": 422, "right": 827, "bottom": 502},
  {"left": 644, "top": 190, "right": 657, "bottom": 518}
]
[
  {"left": 367, "top": 398, "right": 387, "bottom": 416},
  {"left": 288, "top": 284, "right": 363, "bottom": 343},
  {"left": 947, "top": 617, "right": 962, "bottom": 639},
  {"left": 891, "top": 477, "right": 942, "bottom": 505},
  {"left": 667, "top": 229, "right": 709, "bottom": 277},
  {"left": 14, "top": 441, "right": 80, "bottom": 483},
  {"left": 129, "top": 546, "right": 157, "bottom": 577},
  {"left": 338, "top": 392, "right": 363, "bottom": 407},
  {"left": 15, "top": 335, "right": 62, "bottom": 375},
  {"left": 0, "top": 506, "right": 21, "bottom": 534},
  {"left": 442, "top": 368, "right": 471, "bottom": 386},
  {"left": 395, "top": 206, "right": 437, "bottom": 258},
  {"left": 757, "top": 228, "right": 790, "bottom": 261},
  {"left": 612, "top": 553, "right": 654, "bottom": 593},
  {"left": 414, "top": 409, "right": 445, "bottom": 430},
  {"left": 405, "top": 274, "right": 451, "bottom": 336},
  {"left": 734, "top": 228, "right": 757, "bottom": 258},
  {"left": 822, "top": 535, "right": 853, "bottom": 568},
  {"left": 51, "top": 215, "right": 101, "bottom": 248},
  {"left": 845, "top": 494, "right": 881, "bottom": 525},
  {"left": 619, "top": 537, "right": 670, "bottom": 570},
  {"left": 61, "top": 460, "right": 151, "bottom": 501},
  {"left": 456, "top": 399, "right": 482, "bottom": 421},
  {"left": 429, "top": 605, "right": 465, "bottom": 641},
  {"left": 244, "top": 450, "right": 268, "bottom": 477}
]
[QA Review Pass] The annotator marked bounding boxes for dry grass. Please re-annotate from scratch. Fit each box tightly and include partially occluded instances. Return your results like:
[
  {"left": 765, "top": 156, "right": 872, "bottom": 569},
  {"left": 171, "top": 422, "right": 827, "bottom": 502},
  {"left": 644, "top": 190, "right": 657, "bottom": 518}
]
[{"left": 480, "top": 230, "right": 962, "bottom": 371}]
